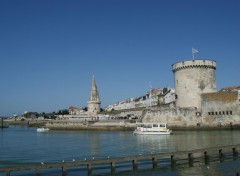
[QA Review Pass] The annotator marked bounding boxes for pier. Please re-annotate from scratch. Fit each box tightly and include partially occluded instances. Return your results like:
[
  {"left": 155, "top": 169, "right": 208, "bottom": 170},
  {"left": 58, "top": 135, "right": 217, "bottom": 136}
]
[{"left": 0, "top": 144, "right": 239, "bottom": 175}]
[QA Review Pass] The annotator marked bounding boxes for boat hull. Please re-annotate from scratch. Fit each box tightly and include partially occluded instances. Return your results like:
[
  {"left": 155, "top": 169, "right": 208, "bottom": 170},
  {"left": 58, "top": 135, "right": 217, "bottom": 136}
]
[
  {"left": 36, "top": 128, "right": 50, "bottom": 132},
  {"left": 133, "top": 130, "right": 172, "bottom": 135}
]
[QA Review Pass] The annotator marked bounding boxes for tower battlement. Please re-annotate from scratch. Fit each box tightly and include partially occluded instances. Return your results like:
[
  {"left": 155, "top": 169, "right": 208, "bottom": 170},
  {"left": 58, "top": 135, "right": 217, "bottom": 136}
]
[{"left": 172, "top": 59, "right": 216, "bottom": 73}]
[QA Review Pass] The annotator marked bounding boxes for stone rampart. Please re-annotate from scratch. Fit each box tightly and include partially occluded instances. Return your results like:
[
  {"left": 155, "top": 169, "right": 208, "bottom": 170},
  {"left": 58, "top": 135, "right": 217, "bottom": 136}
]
[
  {"left": 142, "top": 107, "right": 201, "bottom": 127},
  {"left": 201, "top": 91, "right": 240, "bottom": 126}
]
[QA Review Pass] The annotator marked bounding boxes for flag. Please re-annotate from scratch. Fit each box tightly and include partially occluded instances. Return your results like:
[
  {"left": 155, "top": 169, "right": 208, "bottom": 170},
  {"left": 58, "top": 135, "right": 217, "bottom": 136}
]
[{"left": 192, "top": 48, "right": 199, "bottom": 54}]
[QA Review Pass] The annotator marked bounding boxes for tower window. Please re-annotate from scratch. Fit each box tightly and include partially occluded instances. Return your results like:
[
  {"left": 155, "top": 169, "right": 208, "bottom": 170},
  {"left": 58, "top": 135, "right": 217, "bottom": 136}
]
[{"left": 175, "top": 94, "right": 178, "bottom": 99}]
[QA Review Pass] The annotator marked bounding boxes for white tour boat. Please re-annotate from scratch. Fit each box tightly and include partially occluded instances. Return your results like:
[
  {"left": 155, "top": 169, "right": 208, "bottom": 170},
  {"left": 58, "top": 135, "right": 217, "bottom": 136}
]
[
  {"left": 133, "top": 123, "right": 172, "bottom": 135},
  {"left": 36, "top": 127, "right": 50, "bottom": 132}
]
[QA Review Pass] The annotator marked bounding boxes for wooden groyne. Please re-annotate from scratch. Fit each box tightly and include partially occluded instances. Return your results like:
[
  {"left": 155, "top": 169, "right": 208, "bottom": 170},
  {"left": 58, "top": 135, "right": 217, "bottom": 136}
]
[
  {"left": 0, "top": 144, "right": 239, "bottom": 176},
  {"left": 0, "top": 117, "right": 9, "bottom": 128}
]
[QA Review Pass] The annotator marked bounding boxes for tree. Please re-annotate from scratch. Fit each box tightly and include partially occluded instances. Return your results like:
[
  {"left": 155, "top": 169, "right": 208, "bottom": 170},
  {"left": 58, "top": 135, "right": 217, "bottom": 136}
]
[{"left": 57, "top": 109, "right": 69, "bottom": 115}]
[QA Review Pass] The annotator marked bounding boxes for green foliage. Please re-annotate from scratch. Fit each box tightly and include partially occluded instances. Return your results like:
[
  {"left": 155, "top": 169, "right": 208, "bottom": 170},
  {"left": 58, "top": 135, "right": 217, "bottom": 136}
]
[{"left": 57, "top": 109, "right": 69, "bottom": 115}]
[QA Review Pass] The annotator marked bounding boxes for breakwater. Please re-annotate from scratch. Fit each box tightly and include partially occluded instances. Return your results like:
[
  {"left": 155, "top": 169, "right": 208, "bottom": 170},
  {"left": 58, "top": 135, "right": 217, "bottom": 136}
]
[{"left": 1, "top": 144, "right": 239, "bottom": 176}]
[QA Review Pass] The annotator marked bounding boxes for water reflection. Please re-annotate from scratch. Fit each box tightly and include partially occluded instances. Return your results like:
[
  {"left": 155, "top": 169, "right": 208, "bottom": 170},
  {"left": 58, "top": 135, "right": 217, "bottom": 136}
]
[
  {"left": 132, "top": 130, "right": 240, "bottom": 155},
  {"left": 135, "top": 135, "right": 170, "bottom": 153},
  {"left": 89, "top": 133, "right": 100, "bottom": 156}
]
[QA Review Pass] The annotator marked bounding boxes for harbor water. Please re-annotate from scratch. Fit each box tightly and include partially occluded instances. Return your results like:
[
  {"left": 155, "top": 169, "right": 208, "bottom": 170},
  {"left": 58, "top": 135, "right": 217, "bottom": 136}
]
[{"left": 1, "top": 125, "right": 240, "bottom": 175}]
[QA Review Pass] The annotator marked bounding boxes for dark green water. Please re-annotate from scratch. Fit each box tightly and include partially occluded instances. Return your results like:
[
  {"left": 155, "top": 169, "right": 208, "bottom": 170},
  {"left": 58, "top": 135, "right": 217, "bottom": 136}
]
[{"left": 1, "top": 126, "right": 240, "bottom": 175}]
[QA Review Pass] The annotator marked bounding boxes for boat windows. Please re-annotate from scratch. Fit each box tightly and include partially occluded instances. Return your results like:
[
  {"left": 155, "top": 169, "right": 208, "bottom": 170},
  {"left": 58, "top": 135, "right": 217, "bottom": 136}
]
[
  {"left": 153, "top": 124, "right": 158, "bottom": 127},
  {"left": 144, "top": 124, "right": 152, "bottom": 128},
  {"left": 160, "top": 124, "right": 166, "bottom": 127}
]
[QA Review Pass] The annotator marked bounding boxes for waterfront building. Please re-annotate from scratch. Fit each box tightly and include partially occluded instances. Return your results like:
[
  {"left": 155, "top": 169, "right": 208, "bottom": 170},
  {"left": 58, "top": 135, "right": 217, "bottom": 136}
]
[
  {"left": 105, "top": 87, "right": 175, "bottom": 111},
  {"left": 87, "top": 75, "right": 101, "bottom": 117},
  {"left": 68, "top": 106, "right": 86, "bottom": 115}
]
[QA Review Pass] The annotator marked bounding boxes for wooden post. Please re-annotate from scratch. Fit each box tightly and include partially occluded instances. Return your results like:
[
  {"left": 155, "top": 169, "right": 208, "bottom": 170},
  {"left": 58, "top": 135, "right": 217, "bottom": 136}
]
[
  {"left": 35, "top": 168, "right": 41, "bottom": 176},
  {"left": 219, "top": 149, "right": 224, "bottom": 162},
  {"left": 111, "top": 162, "right": 116, "bottom": 174},
  {"left": 87, "top": 163, "right": 92, "bottom": 175},
  {"left": 233, "top": 148, "right": 238, "bottom": 157},
  {"left": 171, "top": 155, "right": 176, "bottom": 168},
  {"left": 1, "top": 117, "right": 3, "bottom": 128},
  {"left": 204, "top": 151, "right": 210, "bottom": 165},
  {"left": 152, "top": 157, "right": 157, "bottom": 168},
  {"left": 62, "top": 166, "right": 67, "bottom": 176},
  {"left": 132, "top": 159, "right": 138, "bottom": 170},
  {"left": 6, "top": 171, "right": 10, "bottom": 176},
  {"left": 188, "top": 153, "right": 194, "bottom": 167}
]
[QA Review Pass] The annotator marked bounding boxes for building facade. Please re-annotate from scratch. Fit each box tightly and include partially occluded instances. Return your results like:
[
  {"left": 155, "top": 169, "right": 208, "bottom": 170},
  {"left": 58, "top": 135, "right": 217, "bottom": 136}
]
[{"left": 105, "top": 87, "right": 175, "bottom": 111}]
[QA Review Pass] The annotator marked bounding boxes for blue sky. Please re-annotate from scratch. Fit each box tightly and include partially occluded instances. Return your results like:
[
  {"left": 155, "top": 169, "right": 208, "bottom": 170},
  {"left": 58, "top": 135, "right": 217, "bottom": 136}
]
[{"left": 0, "top": 0, "right": 239, "bottom": 116}]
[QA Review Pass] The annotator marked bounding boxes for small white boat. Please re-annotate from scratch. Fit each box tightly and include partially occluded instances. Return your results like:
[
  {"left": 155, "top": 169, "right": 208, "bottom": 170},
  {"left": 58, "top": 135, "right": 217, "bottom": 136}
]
[
  {"left": 36, "top": 127, "right": 50, "bottom": 132},
  {"left": 133, "top": 123, "right": 172, "bottom": 135}
]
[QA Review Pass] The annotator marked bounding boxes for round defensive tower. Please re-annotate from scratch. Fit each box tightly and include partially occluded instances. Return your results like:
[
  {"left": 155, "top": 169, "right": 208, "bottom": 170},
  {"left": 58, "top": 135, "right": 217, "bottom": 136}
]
[{"left": 172, "top": 59, "right": 216, "bottom": 110}]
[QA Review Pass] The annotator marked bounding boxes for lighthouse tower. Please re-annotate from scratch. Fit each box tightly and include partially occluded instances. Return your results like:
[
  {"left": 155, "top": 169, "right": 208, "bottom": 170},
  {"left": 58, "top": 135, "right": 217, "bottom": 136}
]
[{"left": 87, "top": 75, "right": 101, "bottom": 117}]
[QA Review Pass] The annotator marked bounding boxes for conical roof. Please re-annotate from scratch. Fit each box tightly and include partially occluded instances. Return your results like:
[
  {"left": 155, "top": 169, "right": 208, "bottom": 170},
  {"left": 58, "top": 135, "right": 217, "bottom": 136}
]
[{"left": 88, "top": 75, "right": 100, "bottom": 103}]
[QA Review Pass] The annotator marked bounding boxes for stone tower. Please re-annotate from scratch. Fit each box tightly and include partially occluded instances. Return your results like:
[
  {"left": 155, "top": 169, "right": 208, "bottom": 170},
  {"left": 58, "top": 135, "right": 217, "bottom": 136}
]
[
  {"left": 87, "top": 75, "right": 101, "bottom": 117},
  {"left": 172, "top": 59, "right": 216, "bottom": 110}
]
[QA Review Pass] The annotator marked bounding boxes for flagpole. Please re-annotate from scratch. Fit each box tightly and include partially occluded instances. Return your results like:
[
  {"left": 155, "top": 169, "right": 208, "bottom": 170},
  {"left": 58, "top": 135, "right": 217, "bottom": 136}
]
[{"left": 192, "top": 48, "right": 194, "bottom": 60}]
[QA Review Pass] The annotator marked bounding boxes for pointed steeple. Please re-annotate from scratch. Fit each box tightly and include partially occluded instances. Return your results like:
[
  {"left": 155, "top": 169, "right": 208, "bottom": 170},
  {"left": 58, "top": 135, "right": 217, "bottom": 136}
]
[{"left": 88, "top": 75, "right": 100, "bottom": 103}]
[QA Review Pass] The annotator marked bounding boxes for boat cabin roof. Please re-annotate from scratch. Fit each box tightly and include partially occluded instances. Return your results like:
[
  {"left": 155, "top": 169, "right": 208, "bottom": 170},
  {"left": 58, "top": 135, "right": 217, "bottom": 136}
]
[{"left": 136, "top": 123, "right": 167, "bottom": 128}]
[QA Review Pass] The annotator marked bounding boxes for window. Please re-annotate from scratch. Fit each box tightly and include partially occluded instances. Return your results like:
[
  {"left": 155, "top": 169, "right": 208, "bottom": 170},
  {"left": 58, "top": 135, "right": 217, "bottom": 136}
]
[
  {"left": 208, "top": 112, "right": 211, "bottom": 115},
  {"left": 160, "top": 124, "right": 166, "bottom": 127},
  {"left": 212, "top": 112, "right": 214, "bottom": 115},
  {"left": 226, "top": 111, "right": 229, "bottom": 115},
  {"left": 144, "top": 124, "right": 152, "bottom": 128},
  {"left": 219, "top": 112, "right": 221, "bottom": 115},
  {"left": 230, "top": 111, "right": 233, "bottom": 115},
  {"left": 223, "top": 111, "right": 225, "bottom": 115},
  {"left": 215, "top": 112, "right": 218, "bottom": 115},
  {"left": 175, "top": 94, "right": 178, "bottom": 99},
  {"left": 153, "top": 124, "right": 158, "bottom": 127}
]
